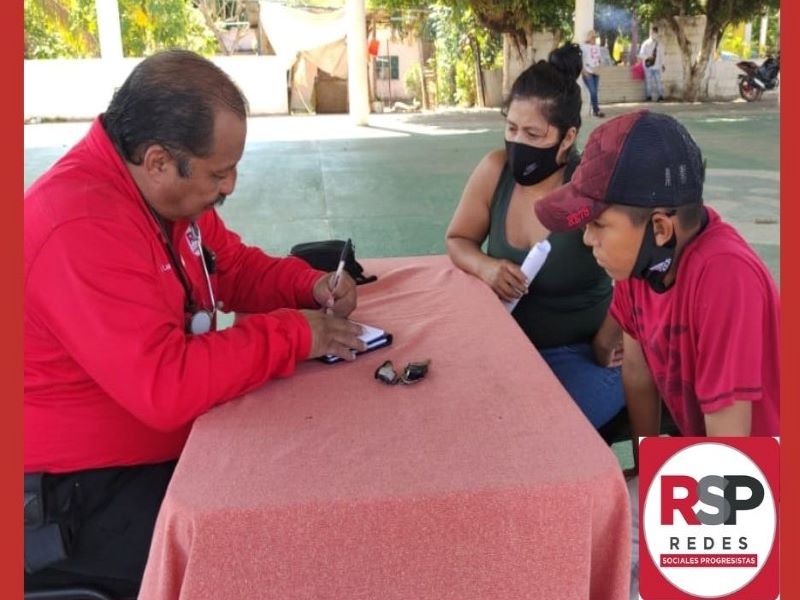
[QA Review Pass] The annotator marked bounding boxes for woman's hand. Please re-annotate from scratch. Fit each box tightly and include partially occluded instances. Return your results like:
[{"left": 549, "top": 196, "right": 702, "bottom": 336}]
[{"left": 479, "top": 258, "right": 529, "bottom": 302}]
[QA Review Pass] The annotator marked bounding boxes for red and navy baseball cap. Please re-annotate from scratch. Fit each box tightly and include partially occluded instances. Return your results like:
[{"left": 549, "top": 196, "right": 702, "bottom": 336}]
[{"left": 535, "top": 110, "right": 705, "bottom": 232}]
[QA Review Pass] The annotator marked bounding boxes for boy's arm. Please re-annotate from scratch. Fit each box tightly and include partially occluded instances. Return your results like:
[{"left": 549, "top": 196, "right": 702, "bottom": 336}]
[
  {"left": 622, "top": 332, "right": 661, "bottom": 473},
  {"left": 704, "top": 402, "right": 752, "bottom": 436},
  {"left": 591, "top": 313, "right": 623, "bottom": 367},
  {"left": 692, "top": 254, "right": 776, "bottom": 436}
]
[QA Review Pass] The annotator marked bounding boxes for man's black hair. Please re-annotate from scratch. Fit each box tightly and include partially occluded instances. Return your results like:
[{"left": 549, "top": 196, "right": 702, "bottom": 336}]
[
  {"left": 103, "top": 49, "right": 248, "bottom": 176},
  {"left": 617, "top": 204, "right": 705, "bottom": 230}
]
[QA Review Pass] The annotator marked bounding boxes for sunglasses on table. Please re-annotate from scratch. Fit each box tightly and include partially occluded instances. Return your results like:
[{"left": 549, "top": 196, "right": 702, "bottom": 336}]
[{"left": 374, "top": 360, "right": 431, "bottom": 385}]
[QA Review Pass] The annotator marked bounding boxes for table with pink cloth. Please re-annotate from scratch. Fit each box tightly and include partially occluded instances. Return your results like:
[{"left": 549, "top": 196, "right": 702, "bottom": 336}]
[{"left": 140, "top": 255, "right": 631, "bottom": 600}]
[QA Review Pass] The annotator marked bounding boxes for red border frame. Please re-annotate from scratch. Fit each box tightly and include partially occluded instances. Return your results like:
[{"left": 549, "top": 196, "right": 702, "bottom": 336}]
[
  {"left": 3, "top": 2, "right": 24, "bottom": 596},
  {"left": 778, "top": 2, "right": 797, "bottom": 599},
  {"left": 9, "top": 4, "right": 795, "bottom": 598}
]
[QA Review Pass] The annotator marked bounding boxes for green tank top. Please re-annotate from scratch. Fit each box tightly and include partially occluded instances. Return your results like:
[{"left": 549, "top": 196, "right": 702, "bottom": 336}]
[{"left": 487, "top": 159, "right": 612, "bottom": 349}]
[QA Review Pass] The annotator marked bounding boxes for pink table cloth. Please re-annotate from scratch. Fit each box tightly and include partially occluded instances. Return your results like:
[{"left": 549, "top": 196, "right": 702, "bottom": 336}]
[{"left": 140, "top": 255, "right": 630, "bottom": 600}]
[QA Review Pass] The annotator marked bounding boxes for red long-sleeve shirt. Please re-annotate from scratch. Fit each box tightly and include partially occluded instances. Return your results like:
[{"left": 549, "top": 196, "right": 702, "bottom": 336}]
[{"left": 25, "top": 118, "right": 324, "bottom": 473}]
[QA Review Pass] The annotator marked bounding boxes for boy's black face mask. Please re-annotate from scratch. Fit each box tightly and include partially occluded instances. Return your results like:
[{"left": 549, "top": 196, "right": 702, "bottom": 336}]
[{"left": 630, "top": 213, "right": 677, "bottom": 294}]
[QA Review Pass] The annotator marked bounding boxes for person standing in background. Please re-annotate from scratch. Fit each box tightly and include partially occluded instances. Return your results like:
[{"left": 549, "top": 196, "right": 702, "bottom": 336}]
[
  {"left": 580, "top": 30, "right": 605, "bottom": 118},
  {"left": 639, "top": 26, "right": 666, "bottom": 101}
]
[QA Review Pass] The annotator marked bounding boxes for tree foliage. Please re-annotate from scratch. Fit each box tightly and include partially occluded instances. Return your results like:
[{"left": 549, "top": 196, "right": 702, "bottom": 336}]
[
  {"left": 194, "top": 0, "right": 253, "bottom": 56},
  {"left": 369, "top": 0, "right": 572, "bottom": 48},
  {"left": 466, "top": 0, "right": 572, "bottom": 47},
  {"left": 639, "top": 0, "right": 778, "bottom": 100},
  {"left": 24, "top": 0, "right": 217, "bottom": 59},
  {"left": 119, "top": 0, "right": 217, "bottom": 56},
  {"left": 717, "top": 5, "right": 779, "bottom": 57},
  {"left": 24, "top": 0, "right": 98, "bottom": 58},
  {"left": 427, "top": 3, "right": 502, "bottom": 106},
  {"left": 369, "top": 0, "right": 502, "bottom": 107}
]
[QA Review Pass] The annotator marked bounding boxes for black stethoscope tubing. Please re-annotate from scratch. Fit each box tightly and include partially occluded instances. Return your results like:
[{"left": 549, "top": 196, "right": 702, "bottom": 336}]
[{"left": 145, "top": 203, "right": 216, "bottom": 333}]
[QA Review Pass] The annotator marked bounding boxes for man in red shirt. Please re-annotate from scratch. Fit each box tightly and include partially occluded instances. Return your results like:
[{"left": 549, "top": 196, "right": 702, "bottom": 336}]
[
  {"left": 25, "top": 50, "right": 367, "bottom": 596},
  {"left": 535, "top": 110, "right": 779, "bottom": 599}
]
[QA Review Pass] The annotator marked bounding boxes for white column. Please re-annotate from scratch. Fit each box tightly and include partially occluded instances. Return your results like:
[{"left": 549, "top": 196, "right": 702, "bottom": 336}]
[
  {"left": 743, "top": 22, "right": 753, "bottom": 58},
  {"left": 573, "top": 0, "right": 594, "bottom": 117},
  {"left": 573, "top": 0, "right": 595, "bottom": 43},
  {"left": 759, "top": 14, "right": 769, "bottom": 55},
  {"left": 95, "top": 0, "right": 124, "bottom": 59},
  {"left": 346, "top": 0, "right": 370, "bottom": 125}
]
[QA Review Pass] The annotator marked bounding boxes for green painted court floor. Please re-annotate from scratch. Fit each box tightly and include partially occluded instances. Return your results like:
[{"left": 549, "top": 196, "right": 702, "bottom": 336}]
[
  {"left": 23, "top": 97, "right": 780, "bottom": 469},
  {"left": 24, "top": 97, "right": 779, "bottom": 285}
]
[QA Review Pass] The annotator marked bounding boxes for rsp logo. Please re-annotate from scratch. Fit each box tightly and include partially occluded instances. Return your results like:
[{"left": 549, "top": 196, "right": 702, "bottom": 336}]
[
  {"left": 661, "top": 475, "right": 764, "bottom": 525},
  {"left": 640, "top": 439, "right": 778, "bottom": 599}
]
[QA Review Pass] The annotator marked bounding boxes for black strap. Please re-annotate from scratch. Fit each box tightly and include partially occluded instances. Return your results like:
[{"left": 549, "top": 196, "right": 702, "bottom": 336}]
[
  {"left": 24, "top": 473, "right": 45, "bottom": 528},
  {"left": 355, "top": 274, "right": 378, "bottom": 285},
  {"left": 146, "top": 204, "right": 199, "bottom": 313},
  {"left": 24, "top": 473, "right": 72, "bottom": 574}
]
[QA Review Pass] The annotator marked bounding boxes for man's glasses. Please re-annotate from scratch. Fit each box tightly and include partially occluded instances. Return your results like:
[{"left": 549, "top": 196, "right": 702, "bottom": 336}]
[{"left": 374, "top": 360, "right": 431, "bottom": 385}]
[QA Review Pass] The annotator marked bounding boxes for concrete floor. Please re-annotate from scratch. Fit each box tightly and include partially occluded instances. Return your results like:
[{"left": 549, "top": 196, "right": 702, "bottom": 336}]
[{"left": 24, "top": 96, "right": 779, "bottom": 287}]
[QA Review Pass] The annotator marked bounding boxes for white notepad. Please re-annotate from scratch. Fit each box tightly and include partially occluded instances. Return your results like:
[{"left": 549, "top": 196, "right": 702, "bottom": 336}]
[{"left": 321, "top": 321, "right": 393, "bottom": 364}]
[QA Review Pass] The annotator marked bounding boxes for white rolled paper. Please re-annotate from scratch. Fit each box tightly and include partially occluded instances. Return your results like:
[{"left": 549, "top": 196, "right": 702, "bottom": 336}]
[{"left": 502, "top": 239, "right": 552, "bottom": 313}]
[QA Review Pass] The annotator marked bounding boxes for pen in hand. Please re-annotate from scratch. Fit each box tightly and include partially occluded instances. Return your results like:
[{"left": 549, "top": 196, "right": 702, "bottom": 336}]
[{"left": 325, "top": 238, "right": 351, "bottom": 314}]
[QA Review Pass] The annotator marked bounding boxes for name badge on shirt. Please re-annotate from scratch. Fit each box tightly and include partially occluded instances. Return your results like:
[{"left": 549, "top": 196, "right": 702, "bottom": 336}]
[{"left": 185, "top": 227, "right": 202, "bottom": 256}]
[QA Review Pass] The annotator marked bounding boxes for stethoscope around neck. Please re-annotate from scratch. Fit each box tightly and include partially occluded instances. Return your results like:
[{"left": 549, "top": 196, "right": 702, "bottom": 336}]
[{"left": 148, "top": 206, "right": 216, "bottom": 335}]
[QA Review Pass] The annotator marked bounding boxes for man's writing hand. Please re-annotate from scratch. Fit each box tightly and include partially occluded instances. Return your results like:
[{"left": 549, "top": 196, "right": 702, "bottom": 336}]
[
  {"left": 300, "top": 310, "right": 365, "bottom": 361},
  {"left": 313, "top": 272, "right": 357, "bottom": 317}
]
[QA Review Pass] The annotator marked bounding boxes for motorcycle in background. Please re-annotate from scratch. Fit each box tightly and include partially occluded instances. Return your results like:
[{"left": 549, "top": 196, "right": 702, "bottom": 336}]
[{"left": 736, "top": 54, "right": 780, "bottom": 101}]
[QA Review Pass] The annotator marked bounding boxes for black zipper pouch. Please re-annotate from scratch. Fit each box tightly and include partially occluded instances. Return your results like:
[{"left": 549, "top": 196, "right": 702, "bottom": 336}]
[{"left": 290, "top": 240, "right": 377, "bottom": 285}]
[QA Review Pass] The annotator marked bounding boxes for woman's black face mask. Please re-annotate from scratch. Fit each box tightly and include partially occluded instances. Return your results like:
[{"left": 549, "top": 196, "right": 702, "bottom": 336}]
[{"left": 505, "top": 139, "right": 562, "bottom": 186}]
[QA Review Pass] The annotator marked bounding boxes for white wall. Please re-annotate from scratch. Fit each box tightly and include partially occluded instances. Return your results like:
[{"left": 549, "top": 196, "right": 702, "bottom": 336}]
[
  {"left": 371, "top": 28, "right": 421, "bottom": 103},
  {"left": 24, "top": 55, "right": 292, "bottom": 121},
  {"left": 649, "top": 15, "right": 745, "bottom": 100},
  {"left": 652, "top": 16, "right": 703, "bottom": 99},
  {"left": 214, "top": 55, "right": 292, "bottom": 113},
  {"left": 705, "top": 59, "right": 752, "bottom": 99}
]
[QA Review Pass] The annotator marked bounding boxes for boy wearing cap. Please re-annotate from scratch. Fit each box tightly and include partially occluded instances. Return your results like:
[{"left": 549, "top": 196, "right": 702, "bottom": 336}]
[
  {"left": 535, "top": 109, "right": 779, "bottom": 447},
  {"left": 535, "top": 109, "right": 779, "bottom": 599}
]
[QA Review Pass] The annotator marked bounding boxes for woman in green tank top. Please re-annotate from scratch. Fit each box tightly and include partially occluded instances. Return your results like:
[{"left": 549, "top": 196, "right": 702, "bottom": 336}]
[{"left": 445, "top": 43, "right": 624, "bottom": 430}]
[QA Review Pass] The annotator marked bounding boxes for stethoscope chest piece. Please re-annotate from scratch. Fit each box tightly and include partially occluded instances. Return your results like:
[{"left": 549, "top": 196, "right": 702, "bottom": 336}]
[{"left": 189, "top": 310, "right": 213, "bottom": 335}]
